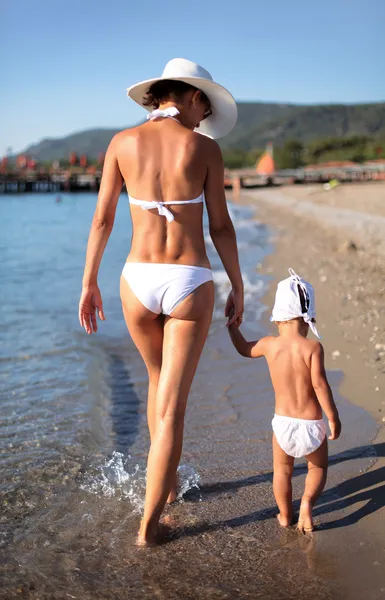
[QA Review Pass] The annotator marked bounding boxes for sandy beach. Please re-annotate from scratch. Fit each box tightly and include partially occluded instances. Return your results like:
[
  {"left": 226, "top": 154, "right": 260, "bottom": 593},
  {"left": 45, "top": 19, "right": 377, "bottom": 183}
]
[
  {"left": 238, "top": 181, "right": 385, "bottom": 598},
  {"left": 2, "top": 189, "right": 384, "bottom": 599}
]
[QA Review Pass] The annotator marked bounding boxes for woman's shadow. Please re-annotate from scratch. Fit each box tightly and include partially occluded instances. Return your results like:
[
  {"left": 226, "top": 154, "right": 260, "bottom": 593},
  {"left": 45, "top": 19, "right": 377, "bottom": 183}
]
[{"left": 179, "top": 442, "right": 385, "bottom": 538}]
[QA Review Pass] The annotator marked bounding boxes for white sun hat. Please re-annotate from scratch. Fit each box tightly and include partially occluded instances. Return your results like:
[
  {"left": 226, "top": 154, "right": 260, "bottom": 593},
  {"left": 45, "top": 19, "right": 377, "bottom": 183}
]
[
  {"left": 270, "top": 268, "right": 321, "bottom": 339},
  {"left": 126, "top": 58, "right": 238, "bottom": 140}
]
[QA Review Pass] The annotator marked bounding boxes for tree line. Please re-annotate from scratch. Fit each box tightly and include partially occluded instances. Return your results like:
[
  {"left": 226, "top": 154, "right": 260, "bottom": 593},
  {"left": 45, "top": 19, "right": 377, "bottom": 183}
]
[{"left": 222, "top": 135, "right": 385, "bottom": 170}]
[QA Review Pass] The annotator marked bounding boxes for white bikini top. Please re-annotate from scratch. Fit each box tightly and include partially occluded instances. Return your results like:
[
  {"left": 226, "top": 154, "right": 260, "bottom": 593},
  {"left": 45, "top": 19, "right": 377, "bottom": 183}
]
[
  {"left": 129, "top": 192, "right": 204, "bottom": 223},
  {"left": 129, "top": 106, "right": 204, "bottom": 223}
]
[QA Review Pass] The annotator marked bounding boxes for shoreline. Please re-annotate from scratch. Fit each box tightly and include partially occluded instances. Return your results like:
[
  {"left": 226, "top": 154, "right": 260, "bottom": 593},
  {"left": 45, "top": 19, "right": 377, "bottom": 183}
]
[
  {"left": 234, "top": 182, "right": 385, "bottom": 597},
  {"left": 2, "top": 189, "right": 384, "bottom": 599},
  {"left": 239, "top": 182, "right": 385, "bottom": 422}
]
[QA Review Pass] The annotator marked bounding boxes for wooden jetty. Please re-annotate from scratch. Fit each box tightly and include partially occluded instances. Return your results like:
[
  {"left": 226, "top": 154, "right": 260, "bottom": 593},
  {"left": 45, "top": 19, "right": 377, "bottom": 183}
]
[
  {"left": 1, "top": 159, "right": 384, "bottom": 195},
  {"left": 0, "top": 172, "right": 102, "bottom": 194},
  {"left": 226, "top": 159, "right": 385, "bottom": 192}
]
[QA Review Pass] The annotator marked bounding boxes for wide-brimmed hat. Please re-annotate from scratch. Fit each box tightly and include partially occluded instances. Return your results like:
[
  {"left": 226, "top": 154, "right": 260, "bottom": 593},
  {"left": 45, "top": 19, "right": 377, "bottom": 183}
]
[{"left": 126, "top": 58, "right": 237, "bottom": 139}]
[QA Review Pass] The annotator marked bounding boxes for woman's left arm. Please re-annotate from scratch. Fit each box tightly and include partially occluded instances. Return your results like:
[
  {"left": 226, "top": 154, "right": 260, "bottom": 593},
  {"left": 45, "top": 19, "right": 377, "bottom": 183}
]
[{"left": 79, "top": 136, "right": 123, "bottom": 334}]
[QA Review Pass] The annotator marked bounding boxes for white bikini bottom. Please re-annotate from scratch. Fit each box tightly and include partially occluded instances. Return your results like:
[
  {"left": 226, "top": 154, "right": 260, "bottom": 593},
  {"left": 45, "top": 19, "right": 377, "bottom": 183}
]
[
  {"left": 272, "top": 414, "right": 326, "bottom": 458},
  {"left": 122, "top": 263, "right": 213, "bottom": 315}
]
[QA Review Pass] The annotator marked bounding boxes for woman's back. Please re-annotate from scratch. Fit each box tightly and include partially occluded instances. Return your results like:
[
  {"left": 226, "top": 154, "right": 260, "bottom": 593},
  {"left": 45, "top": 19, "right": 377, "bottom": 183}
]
[
  {"left": 115, "top": 118, "right": 212, "bottom": 266},
  {"left": 79, "top": 59, "right": 243, "bottom": 545}
]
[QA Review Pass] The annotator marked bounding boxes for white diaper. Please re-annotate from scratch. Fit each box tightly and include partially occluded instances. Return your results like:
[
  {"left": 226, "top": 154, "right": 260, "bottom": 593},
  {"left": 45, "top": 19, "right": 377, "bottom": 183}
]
[{"left": 272, "top": 414, "right": 326, "bottom": 458}]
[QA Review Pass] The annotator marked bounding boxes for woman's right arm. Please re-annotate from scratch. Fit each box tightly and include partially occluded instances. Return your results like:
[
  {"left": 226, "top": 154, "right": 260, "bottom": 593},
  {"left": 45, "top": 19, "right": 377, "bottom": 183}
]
[
  {"left": 204, "top": 140, "right": 244, "bottom": 326},
  {"left": 79, "top": 136, "right": 123, "bottom": 334}
]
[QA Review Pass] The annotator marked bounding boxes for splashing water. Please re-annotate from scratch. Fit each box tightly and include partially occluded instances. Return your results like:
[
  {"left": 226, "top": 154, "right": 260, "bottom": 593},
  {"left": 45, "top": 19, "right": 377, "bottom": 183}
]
[
  {"left": 176, "top": 464, "right": 201, "bottom": 500},
  {"left": 80, "top": 452, "right": 147, "bottom": 513},
  {"left": 81, "top": 452, "right": 201, "bottom": 513}
]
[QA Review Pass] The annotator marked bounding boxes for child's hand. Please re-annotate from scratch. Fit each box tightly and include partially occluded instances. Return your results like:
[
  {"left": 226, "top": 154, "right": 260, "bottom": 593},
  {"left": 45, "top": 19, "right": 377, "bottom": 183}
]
[{"left": 328, "top": 417, "right": 341, "bottom": 440}]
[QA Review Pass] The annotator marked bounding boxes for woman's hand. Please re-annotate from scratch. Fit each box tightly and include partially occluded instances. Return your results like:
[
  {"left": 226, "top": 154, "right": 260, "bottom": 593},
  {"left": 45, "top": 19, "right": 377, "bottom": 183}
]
[
  {"left": 225, "top": 288, "right": 244, "bottom": 327},
  {"left": 79, "top": 284, "right": 105, "bottom": 334}
]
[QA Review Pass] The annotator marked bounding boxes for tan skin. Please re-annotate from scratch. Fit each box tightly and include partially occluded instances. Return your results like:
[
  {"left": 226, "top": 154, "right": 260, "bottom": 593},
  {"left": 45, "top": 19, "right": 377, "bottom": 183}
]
[
  {"left": 79, "top": 88, "right": 243, "bottom": 545},
  {"left": 228, "top": 317, "right": 341, "bottom": 532}
]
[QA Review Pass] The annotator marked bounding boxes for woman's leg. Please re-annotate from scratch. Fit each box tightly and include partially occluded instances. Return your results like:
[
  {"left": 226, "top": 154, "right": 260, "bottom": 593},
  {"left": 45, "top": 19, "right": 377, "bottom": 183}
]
[
  {"left": 120, "top": 277, "right": 163, "bottom": 437},
  {"left": 120, "top": 278, "right": 186, "bottom": 504},
  {"left": 121, "top": 279, "right": 176, "bottom": 502},
  {"left": 272, "top": 434, "right": 295, "bottom": 527},
  {"left": 139, "top": 281, "right": 214, "bottom": 544}
]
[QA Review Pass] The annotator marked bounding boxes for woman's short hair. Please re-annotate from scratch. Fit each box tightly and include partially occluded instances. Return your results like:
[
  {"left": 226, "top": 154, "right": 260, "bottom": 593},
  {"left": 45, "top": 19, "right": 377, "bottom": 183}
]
[{"left": 143, "top": 79, "right": 211, "bottom": 110}]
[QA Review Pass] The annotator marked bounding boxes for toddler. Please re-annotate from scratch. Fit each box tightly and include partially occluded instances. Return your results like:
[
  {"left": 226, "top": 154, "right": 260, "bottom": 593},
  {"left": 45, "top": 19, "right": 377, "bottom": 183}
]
[{"left": 228, "top": 268, "right": 341, "bottom": 531}]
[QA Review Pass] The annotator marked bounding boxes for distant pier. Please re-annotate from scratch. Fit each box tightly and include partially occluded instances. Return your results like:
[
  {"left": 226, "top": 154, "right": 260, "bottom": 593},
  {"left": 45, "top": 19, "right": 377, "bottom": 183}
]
[
  {"left": 1, "top": 160, "right": 384, "bottom": 195},
  {"left": 0, "top": 173, "right": 101, "bottom": 194},
  {"left": 226, "top": 160, "right": 385, "bottom": 190}
]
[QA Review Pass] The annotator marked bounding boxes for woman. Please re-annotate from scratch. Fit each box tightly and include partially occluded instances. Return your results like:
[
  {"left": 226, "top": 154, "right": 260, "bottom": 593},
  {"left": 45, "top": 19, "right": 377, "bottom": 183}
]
[{"left": 79, "top": 58, "right": 244, "bottom": 545}]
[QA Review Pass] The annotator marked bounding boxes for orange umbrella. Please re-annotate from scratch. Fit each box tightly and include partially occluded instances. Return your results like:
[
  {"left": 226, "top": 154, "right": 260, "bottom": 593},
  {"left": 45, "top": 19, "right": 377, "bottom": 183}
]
[{"left": 256, "top": 143, "right": 275, "bottom": 175}]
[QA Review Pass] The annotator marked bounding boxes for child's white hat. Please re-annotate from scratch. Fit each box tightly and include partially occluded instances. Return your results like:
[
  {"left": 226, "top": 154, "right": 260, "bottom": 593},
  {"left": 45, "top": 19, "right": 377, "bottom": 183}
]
[{"left": 270, "top": 268, "right": 321, "bottom": 339}]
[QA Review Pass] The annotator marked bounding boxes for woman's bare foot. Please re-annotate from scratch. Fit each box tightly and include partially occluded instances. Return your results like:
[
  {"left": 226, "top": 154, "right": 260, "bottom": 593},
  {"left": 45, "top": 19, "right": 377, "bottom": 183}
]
[
  {"left": 166, "top": 488, "right": 177, "bottom": 504},
  {"left": 136, "top": 519, "right": 159, "bottom": 547},
  {"left": 276, "top": 513, "right": 293, "bottom": 527},
  {"left": 136, "top": 518, "right": 174, "bottom": 547},
  {"left": 166, "top": 474, "right": 178, "bottom": 504},
  {"left": 136, "top": 532, "right": 158, "bottom": 547},
  {"left": 297, "top": 498, "right": 314, "bottom": 532}
]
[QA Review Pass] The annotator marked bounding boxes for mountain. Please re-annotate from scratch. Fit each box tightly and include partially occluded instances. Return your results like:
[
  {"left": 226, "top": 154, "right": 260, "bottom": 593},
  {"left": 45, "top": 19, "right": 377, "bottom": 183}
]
[
  {"left": 19, "top": 102, "right": 385, "bottom": 161},
  {"left": 220, "top": 102, "right": 296, "bottom": 149},
  {"left": 21, "top": 128, "right": 124, "bottom": 162},
  {"left": 222, "top": 102, "right": 385, "bottom": 151}
]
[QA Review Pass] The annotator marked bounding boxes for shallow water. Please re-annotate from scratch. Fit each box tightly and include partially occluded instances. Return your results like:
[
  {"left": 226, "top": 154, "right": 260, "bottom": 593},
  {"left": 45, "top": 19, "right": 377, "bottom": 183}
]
[{"left": 0, "top": 193, "right": 378, "bottom": 599}]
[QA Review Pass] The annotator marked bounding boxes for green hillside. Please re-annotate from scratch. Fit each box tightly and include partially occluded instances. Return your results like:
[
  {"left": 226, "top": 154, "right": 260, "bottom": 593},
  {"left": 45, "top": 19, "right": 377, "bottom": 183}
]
[
  {"left": 19, "top": 101, "right": 385, "bottom": 162},
  {"left": 222, "top": 103, "right": 385, "bottom": 151},
  {"left": 220, "top": 102, "right": 296, "bottom": 150},
  {"left": 22, "top": 128, "right": 124, "bottom": 162}
]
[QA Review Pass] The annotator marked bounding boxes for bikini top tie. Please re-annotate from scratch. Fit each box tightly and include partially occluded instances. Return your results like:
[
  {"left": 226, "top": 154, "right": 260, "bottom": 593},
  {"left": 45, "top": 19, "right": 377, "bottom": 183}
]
[
  {"left": 129, "top": 193, "right": 204, "bottom": 223},
  {"left": 146, "top": 106, "right": 180, "bottom": 122}
]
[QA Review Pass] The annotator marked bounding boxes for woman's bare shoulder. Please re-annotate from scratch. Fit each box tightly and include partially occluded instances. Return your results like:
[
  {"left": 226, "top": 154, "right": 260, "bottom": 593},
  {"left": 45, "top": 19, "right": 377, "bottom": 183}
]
[
  {"left": 107, "top": 125, "right": 147, "bottom": 155},
  {"left": 194, "top": 132, "right": 220, "bottom": 149},
  {"left": 192, "top": 133, "right": 222, "bottom": 163}
]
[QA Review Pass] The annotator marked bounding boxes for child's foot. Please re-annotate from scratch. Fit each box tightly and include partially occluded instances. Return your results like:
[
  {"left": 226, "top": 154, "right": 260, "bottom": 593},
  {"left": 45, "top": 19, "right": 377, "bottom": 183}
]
[
  {"left": 297, "top": 498, "right": 314, "bottom": 533},
  {"left": 276, "top": 513, "right": 293, "bottom": 527}
]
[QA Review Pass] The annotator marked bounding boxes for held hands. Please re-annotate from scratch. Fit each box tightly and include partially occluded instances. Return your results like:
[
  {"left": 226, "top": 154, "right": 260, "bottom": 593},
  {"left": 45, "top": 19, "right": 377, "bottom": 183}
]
[
  {"left": 225, "top": 288, "right": 244, "bottom": 327},
  {"left": 328, "top": 417, "right": 341, "bottom": 440},
  {"left": 79, "top": 284, "right": 105, "bottom": 335}
]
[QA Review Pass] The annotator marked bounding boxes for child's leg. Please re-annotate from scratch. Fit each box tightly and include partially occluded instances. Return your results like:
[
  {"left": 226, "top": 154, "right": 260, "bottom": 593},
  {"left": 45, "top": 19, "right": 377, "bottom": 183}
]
[
  {"left": 298, "top": 438, "right": 328, "bottom": 532},
  {"left": 272, "top": 433, "right": 295, "bottom": 527}
]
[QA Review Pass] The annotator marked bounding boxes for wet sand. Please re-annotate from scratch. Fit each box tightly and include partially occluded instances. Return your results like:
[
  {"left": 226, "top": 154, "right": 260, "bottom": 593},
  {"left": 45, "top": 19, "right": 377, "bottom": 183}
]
[
  {"left": 238, "top": 181, "right": 385, "bottom": 599},
  {"left": 2, "top": 327, "right": 377, "bottom": 600},
  {"left": 1, "top": 193, "right": 383, "bottom": 599}
]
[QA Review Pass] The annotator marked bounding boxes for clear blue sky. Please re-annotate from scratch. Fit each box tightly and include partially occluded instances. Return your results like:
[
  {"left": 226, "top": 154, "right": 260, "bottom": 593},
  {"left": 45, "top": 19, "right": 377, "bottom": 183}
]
[{"left": 1, "top": 0, "right": 384, "bottom": 154}]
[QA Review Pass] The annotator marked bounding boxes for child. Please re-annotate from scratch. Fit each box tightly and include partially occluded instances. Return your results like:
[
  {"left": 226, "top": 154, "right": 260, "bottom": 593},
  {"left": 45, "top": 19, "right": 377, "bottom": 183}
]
[{"left": 227, "top": 268, "right": 341, "bottom": 532}]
